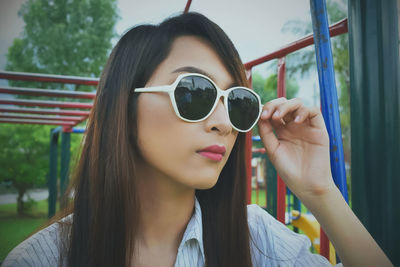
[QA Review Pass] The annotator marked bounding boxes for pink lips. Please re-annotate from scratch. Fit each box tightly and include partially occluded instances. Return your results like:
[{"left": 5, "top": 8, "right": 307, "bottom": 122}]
[{"left": 197, "top": 145, "right": 226, "bottom": 162}]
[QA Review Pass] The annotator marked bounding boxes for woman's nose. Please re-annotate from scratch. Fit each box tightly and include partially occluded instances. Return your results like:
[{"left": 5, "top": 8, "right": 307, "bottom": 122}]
[{"left": 204, "top": 98, "right": 232, "bottom": 135}]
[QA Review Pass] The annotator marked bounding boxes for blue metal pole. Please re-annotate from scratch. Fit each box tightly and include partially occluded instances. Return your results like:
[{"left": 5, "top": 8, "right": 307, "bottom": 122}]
[
  {"left": 72, "top": 127, "right": 85, "bottom": 133},
  {"left": 310, "top": 0, "right": 348, "bottom": 203}
]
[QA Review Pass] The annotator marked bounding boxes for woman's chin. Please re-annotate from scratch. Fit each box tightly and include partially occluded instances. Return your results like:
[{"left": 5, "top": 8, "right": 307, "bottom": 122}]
[{"left": 191, "top": 177, "right": 219, "bottom": 190}]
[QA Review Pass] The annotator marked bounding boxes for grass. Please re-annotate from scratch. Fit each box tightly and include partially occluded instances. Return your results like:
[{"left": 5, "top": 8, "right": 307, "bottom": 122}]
[
  {"left": 0, "top": 199, "right": 50, "bottom": 262},
  {"left": 251, "top": 188, "right": 267, "bottom": 207}
]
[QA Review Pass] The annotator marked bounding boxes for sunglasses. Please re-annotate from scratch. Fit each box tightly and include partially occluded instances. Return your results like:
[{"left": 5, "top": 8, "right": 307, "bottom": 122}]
[{"left": 135, "top": 73, "right": 262, "bottom": 132}]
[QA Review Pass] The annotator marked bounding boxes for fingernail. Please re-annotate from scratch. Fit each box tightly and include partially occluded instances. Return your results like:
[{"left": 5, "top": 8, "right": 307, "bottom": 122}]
[
  {"left": 295, "top": 115, "right": 301, "bottom": 122},
  {"left": 273, "top": 110, "right": 280, "bottom": 117},
  {"left": 261, "top": 110, "right": 269, "bottom": 119}
]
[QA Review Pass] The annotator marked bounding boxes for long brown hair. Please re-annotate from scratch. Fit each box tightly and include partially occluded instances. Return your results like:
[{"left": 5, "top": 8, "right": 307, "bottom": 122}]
[{"left": 62, "top": 12, "right": 252, "bottom": 267}]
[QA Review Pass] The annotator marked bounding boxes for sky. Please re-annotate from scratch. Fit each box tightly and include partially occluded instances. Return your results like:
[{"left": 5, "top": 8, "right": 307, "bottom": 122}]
[{"left": 0, "top": 0, "right": 323, "bottom": 105}]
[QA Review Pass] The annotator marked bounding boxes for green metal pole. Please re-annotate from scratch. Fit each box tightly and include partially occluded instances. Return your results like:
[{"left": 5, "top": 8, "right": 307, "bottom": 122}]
[
  {"left": 265, "top": 155, "right": 277, "bottom": 218},
  {"left": 48, "top": 128, "right": 59, "bottom": 218},
  {"left": 348, "top": 0, "right": 400, "bottom": 265},
  {"left": 60, "top": 131, "right": 71, "bottom": 209}
]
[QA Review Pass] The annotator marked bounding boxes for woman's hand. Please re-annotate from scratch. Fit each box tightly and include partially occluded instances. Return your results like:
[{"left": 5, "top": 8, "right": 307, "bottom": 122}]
[
  {"left": 257, "top": 97, "right": 336, "bottom": 200},
  {"left": 258, "top": 97, "right": 394, "bottom": 266}
]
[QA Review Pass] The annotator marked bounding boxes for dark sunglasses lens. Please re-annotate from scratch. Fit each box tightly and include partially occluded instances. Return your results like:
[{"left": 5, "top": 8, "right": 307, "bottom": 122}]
[
  {"left": 228, "top": 89, "right": 260, "bottom": 130},
  {"left": 174, "top": 76, "right": 217, "bottom": 120}
]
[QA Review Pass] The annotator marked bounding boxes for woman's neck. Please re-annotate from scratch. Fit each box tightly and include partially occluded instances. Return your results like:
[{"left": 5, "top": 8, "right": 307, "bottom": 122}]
[{"left": 136, "top": 168, "right": 196, "bottom": 252}]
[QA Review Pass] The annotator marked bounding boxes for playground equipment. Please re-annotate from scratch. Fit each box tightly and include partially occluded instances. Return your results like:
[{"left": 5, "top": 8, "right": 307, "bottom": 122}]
[
  {"left": 0, "top": 0, "right": 398, "bottom": 265},
  {"left": 0, "top": 73, "right": 97, "bottom": 216}
]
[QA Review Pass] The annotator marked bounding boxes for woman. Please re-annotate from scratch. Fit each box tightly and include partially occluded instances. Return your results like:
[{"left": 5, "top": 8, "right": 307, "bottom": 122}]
[{"left": 3, "top": 12, "right": 392, "bottom": 267}]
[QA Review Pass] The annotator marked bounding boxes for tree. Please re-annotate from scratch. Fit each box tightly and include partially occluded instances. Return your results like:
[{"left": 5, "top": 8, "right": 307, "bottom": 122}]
[
  {"left": 0, "top": 125, "right": 49, "bottom": 214},
  {"left": 6, "top": 0, "right": 119, "bottom": 91},
  {"left": 1, "top": 0, "right": 119, "bottom": 213}
]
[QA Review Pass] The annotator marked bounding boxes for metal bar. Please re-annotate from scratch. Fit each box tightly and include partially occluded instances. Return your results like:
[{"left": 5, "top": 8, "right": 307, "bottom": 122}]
[
  {"left": 0, "top": 86, "right": 96, "bottom": 99},
  {"left": 310, "top": 0, "right": 348, "bottom": 201},
  {"left": 0, "top": 107, "right": 90, "bottom": 116},
  {"left": 244, "top": 18, "right": 348, "bottom": 70},
  {"left": 48, "top": 128, "right": 59, "bottom": 218},
  {"left": 0, "top": 113, "right": 83, "bottom": 121},
  {"left": 64, "top": 120, "right": 83, "bottom": 133},
  {"left": 0, "top": 70, "right": 99, "bottom": 86},
  {"left": 252, "top": 148, "right": 266, "bottom": 153},
  {"left": 266, "top": 154, "right": 277, "bottom": 218},
  {"left": 246, "top": 69, "right": 253, "bottom": 204},
  {"left": 72, "top": 128, "right": 85, "bottom": 133},
  {"left": 0, "top": 99, "right": 93, "bottom": 109},
  {"left": 310, "top": 0, "right": 349, "bottom": 260},
  {"left": 255, "top": 165, "right": 259, "bottom": 204},
  {"left": 276, "top": 57, "right": 287, "bottom": 224},
  {"left": 0, "top": 118, "right": 76, "bottom": 126},
  {"left": 183, "top": 0, "right": 192, "bottom": 13},
  {"left": 60, "top": 131, "right": 70, "bottom": 209}
]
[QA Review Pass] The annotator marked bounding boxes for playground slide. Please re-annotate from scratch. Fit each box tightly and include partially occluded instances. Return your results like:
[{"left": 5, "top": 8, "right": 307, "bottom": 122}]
[{"left": 290, "top": 210, "right": 336, "bottom": 265}]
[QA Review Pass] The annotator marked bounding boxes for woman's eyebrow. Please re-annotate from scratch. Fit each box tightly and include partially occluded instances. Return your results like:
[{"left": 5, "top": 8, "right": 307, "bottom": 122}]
[
  {"left": 172, "top": 66, "right": 214, "bottom": 79},
  {"left": 172, "top": 66, "right": 237, "bottom": 88}
]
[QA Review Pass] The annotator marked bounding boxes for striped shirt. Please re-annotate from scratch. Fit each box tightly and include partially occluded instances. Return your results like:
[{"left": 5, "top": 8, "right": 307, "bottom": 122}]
[{"left": 2, "top": 198, "right": 342, "bottom": 267}]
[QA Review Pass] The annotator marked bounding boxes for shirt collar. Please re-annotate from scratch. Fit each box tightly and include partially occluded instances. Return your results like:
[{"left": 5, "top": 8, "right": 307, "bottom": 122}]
[{"left": 179, "top": 196, "right": 205, "bottom": 260}]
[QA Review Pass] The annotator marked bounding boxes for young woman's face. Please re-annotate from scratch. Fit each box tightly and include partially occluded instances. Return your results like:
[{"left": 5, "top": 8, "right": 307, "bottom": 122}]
[{"left": 135, "top": 35, "right": 239, "bottom": 190}]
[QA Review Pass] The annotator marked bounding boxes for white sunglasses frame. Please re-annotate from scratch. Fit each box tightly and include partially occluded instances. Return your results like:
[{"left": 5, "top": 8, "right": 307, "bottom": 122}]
[{"left": 135, "top": 72, "right": 263, "bottom": 132}]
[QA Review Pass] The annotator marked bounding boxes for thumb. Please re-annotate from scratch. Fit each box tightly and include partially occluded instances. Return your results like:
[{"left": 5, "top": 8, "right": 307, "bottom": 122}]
[{"left": 257, "top": 117, "right": 279, "bottom": 161}]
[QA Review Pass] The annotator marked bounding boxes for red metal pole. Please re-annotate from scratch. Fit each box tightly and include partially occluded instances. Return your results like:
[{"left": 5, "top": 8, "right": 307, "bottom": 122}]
[
  {"left": 246, "top": 69, "right": 253, "bottom": 204},
  {"left": 0, "top": 86, "right": 96, "bottom": 99},
  {"left": 320, "top": 229, "right": 330, "bottom": 259},
  {"left": 244, "top": 18, "right": 348, "bottom": 70},
  {"left": 256, "top": 164, "right": 259, "bottom": 205},
  {"left": 0, "top": 99, "right": 93, "bottom": 109},
  {"left": 183, "top": 0, "right": 192, "bottom": 13},
  {"left": 0, "top": 70, "right": 99, "bottom": 86},
  {"left": 276, "top": 57, "right": 287, "bottom": 224},
  {"left": 0, "top": 118, "right": 75, "bottom": 126},
  {"left": 252, "top": 148, "right": 266, "bottom": 153},
  {"left": 246, "top": 132, "right": 253, "bottom": 204},
  {"left": 0, "top": 113, "right": 83, "bottom": 121},
  {"left": 0, "top": 107, "right": 90, "bottom": 116}
]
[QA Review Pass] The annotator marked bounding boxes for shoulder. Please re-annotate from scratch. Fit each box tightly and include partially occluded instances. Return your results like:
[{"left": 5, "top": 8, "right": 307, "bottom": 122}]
[
  {"left": 247, "top": 204, "right": 308, "bottom": 262},
  {"left": 246, "top": 204, "right": 340, "bottom": 266},
  {"left": 2, "top": 215, "right": 72, "bottom": 267}
]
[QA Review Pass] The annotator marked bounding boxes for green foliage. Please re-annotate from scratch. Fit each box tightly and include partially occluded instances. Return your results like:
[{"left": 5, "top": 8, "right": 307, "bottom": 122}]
[
  {"left": 2, "top": 0, "right": 117, "bottom": 213},
  {"left": 0, "top": 124, "right": 49, "bottom": 187},
  {"left": 252, "top": 72, "right": 299, "bottom": 104},
  {"left": 0, "top": 124, "right": 50, "bottom": 214},
  {"left": 6, "top": 0, "right": 119, "bottom": 91}
]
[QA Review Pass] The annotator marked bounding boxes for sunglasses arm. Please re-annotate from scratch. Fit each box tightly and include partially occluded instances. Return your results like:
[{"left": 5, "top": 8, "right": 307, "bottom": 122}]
[{"left": 134, "top": 85, "right": 173, "bottom": 93}]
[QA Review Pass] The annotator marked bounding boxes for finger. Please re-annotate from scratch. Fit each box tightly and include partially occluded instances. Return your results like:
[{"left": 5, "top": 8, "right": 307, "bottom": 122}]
[
  {"left": 308, "top": 107, "right": 326, "bottom": 129},
  {"left": 272, "top": 98, "right": 304, "bottom": 123},
  {"left": 260, "top": 97, "right": 288, "bottom": 120},
  {"left": 292, "top": 106, "right": 310, "bottom": 124},
  {"left": 258, "top": 116, "right": 279, "bottom": 157}
]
